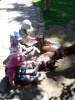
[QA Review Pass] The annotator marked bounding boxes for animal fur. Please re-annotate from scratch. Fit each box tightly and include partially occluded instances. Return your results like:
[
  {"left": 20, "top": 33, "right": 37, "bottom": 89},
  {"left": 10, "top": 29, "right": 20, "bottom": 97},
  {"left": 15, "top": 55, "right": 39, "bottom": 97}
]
[
  {"left": 35, "top": 52, "right": 56, "bottom": 71},
  {"left": 36, "top": 34, "right": 61, "bottom": 54},
  {"left": 52, "top": 43, "right": 75, "bottom": 60}
]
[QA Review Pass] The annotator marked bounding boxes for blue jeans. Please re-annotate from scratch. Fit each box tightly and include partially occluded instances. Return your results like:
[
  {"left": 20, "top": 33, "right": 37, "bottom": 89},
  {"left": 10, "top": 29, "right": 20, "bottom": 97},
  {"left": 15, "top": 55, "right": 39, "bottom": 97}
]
[{"left": 14, "top": 67, "right": 28, "bottom": 85}]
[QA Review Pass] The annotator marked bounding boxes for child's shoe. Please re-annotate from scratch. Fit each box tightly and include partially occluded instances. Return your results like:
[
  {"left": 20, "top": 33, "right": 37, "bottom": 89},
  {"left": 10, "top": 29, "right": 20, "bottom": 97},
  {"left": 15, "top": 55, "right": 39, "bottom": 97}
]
[
  {"left": 36, "top": 72, "right": 43, "bottom": 81},
  {"left": 33, "top": 73, "right": 43, "bottom": 82},
  {"left": 33, "top": 76, "right": 38, "bottom": 82},
  {"left": 33, "top": 66, "right": 39, "bottom": 75}
]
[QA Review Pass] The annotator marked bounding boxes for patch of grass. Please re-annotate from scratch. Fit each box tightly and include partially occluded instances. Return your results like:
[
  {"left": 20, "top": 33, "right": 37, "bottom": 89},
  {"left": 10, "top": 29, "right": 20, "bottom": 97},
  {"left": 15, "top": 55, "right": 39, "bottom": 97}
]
[
  {"left": 33, "top": 0, "right": 75, "bottom": 29},
  {"left": 58, "top": 35, "right": 69, "bottom": 43},
  {"left": 73, "top": 27, "right": 75, "bottom": 31}
]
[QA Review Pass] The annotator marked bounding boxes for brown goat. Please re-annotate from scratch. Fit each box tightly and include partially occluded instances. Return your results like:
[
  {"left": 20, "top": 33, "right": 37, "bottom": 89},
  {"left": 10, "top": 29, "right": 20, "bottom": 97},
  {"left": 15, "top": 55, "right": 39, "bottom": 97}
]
[
  {"left": 52, "top": 43, "right": 75, "bottom": 60},
  {"left": 36, "top": 43, "right": 75, "bottom": 71},
  {"left": 35, "top": 52, "right": 56, "bottom": 71},
  {"left": 35, "top": 34, "right": 62, "bottom": 71},
  {"left": 36, "top": 34, "right": 61, "bottom": 54},
  {"left": 35, "top": 34, "right": 75, "bottom": 70}
]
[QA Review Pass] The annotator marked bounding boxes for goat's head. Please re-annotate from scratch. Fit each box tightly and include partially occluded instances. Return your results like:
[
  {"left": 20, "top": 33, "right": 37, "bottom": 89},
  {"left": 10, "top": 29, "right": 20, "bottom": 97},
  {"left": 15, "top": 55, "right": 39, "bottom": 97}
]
[
  {"left": 46, "top": 57, "right": 56, "bottom": 71},
  {"left": 37, "top": 61, "right": 47, "bottom": 71},
  {"left": 36, "top": 34, "right": 44, "bottom": 43},
  {"left": 52, "top": 48, "right": 64, "bottom": 60},
  {"left": 52, "top": 43, "right": 75, "bottom": 60}
]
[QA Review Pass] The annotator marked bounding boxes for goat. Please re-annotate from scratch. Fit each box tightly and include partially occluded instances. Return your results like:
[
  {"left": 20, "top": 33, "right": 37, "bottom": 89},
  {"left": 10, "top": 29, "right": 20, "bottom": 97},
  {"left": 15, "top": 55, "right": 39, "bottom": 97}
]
[
  {"left": 35, "top": 52, "right": 56, "bottom": 71},
  {"left": 34, "top": 34, "right": 62, "bottom": 71},
  {"left": 52, "top": 43, "right": 75, "bottom": 60},
  {"left": 36, "top": 34, "right": 61, "bottom": 54},
  {"left": 39, "top": 43, "right": 75, "bottom": 71},
  {"left": 36, "top": 34, "right": 75, "bottom": 68}
]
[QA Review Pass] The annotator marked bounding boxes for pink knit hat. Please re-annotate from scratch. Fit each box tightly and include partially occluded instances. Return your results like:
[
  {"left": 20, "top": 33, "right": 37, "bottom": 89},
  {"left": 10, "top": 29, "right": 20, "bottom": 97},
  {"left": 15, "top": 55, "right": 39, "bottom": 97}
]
[{"left": 6, "top": 52, "right": 25, "bottom": 68}]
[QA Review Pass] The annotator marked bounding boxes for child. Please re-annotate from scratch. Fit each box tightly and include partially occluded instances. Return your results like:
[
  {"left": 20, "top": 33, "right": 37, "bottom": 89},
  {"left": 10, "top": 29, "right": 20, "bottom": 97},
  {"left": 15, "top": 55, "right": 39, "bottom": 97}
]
[
  {"left": 19, "top": 19, "right": 37, "bottom": 45},
  {"left": 6, "top": 52, "right": 43, "bottom": 91},
  {"left": 9, "top": 31, "right": 33, "bottom": 54}
]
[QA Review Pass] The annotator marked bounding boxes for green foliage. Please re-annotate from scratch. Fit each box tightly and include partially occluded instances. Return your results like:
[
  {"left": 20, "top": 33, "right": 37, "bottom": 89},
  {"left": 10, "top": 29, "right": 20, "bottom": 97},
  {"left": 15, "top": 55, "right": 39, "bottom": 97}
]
[
  {"left": 33, "top": 0, "right": 75, "bottom": 29},
  {"left": 58, "top": 35, "right": 69, "bottom": 43}
]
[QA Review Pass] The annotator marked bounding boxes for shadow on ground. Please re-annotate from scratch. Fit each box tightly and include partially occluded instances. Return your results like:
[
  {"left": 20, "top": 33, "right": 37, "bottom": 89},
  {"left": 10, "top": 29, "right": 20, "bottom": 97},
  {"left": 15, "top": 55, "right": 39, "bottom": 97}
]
[
  {"left": 0, "top": 78, "right": 45, "bottom": 100},
  {"left": 49, "top": 82, "right": 75, "bottom": 100},
  {"left": 46, "top": 65, "right": 75, "bottom": 80},
  {"left": 46, "top": 65, "right": 75, "bottom": 100}
]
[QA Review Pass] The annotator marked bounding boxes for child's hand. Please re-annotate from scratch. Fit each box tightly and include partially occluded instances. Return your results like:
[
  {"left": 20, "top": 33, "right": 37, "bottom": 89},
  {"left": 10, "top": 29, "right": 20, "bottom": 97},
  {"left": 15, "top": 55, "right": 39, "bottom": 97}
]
[
  {"left": 32, "top": 61, "right": 36, "bottom": 66},
  {"left": 15, "top": 85, "right": 21, "bottom": 90}
]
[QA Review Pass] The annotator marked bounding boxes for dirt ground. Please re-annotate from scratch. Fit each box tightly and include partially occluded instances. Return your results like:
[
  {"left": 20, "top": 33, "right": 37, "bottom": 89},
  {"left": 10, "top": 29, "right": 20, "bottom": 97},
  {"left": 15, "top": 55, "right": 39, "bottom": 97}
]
[
  {"left": 19, "top": 24, "right": 75, "bottom": 100},
  {"left": 0, "top": 22, "right": 75, "bottom": 100},
  {"left": 39, "top": 24, "right": 75, "bottom": 99},
  {"left": 0, "top": 25, "right": 75, "bottom": 100},
  {"left": 0, "top": 0, "right": 75, "bottom": 99}
]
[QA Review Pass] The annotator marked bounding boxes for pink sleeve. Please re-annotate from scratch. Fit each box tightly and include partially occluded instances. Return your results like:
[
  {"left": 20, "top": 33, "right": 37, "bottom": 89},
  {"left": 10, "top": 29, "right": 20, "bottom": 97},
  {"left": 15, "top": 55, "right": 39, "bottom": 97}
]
[{"left": 7, "top": 68, "right": 17, "bottom": 79}]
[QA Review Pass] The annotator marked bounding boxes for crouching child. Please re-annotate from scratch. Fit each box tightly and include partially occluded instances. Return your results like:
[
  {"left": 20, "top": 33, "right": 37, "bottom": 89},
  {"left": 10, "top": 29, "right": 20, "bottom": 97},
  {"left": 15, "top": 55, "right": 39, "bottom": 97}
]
[{"left": 5, "top": 52, "right": 43, "bottom": 91}]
